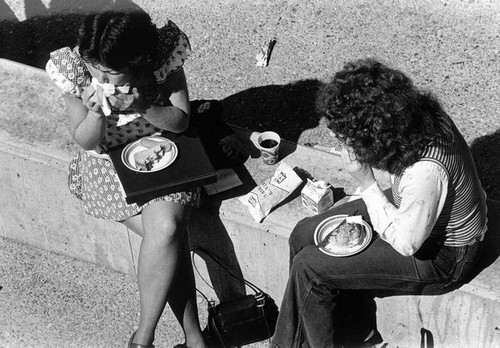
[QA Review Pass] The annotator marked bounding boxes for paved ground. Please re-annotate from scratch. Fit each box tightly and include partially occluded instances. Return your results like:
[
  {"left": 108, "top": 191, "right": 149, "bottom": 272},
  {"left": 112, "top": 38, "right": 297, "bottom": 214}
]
[
  {"left": 0, "top": 236, "right": 270, "bottom": 348},
  {"left": 1, "top": 1, "right": 500, "bottom": 347}
]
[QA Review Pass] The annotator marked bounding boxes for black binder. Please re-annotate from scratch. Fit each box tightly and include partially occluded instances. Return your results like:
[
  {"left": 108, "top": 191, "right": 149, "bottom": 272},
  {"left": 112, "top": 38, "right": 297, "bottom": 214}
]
[{"left": 108, "top": 128, "right": 217, "bottom": 204}]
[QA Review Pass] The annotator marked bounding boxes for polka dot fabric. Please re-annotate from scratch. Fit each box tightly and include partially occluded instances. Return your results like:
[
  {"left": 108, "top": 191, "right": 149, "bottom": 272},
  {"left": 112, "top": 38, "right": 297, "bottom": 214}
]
[
  {"left": 153, "top": 20, "right": 192, "bottom": 83},
  {"left": 46, "top": 47, "right": 91, "bottom": 97},
  {"left": 68, "top": 151, "right": 200, "bottom": 221}
]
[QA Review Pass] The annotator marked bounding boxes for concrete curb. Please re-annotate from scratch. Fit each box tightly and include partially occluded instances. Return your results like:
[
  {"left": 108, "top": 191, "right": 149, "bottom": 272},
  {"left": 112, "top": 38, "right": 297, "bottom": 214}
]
[{"left": 2, "top": 58, "right": 500, "bottom": 347}]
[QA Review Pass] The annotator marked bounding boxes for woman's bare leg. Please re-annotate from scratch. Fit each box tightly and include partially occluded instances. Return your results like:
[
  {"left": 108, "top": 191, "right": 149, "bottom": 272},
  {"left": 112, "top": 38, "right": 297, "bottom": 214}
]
[
  {"left": 168, "top": 231, "right": 205, "bottom": 347},
  {"left": 123, "top": 201, "right": 205, "bottom": 347}
]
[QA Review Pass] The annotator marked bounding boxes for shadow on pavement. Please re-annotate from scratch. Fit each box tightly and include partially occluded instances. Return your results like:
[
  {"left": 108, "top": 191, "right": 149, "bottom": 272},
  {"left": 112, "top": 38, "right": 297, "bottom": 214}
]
[
  {"left": 0, "top": 0, "right": 143, "bottom": 68},
  {"left": 0, "top": 0, "right": 16, "bottom": 21},
  {"left": 470, "top": 129, "right": 500, "bottom": 203},
  {"left": 222, "top": 79, "right": 324, "bottom": 143},
  {"left": 474, "top": 199, "right": 500, "bottom": 274}
]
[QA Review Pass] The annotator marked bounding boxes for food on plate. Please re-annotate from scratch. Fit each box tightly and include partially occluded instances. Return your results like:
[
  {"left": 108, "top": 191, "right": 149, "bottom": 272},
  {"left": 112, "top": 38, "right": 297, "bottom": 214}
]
[
  {"left": 134, "top": 139, "right": 172, "bottom": 171},
  {"left": 139, "top": 138, "right": 165, "bottom": 148},
  {"left": 321, "top": 221, "right": 366, "bottom": 250}
]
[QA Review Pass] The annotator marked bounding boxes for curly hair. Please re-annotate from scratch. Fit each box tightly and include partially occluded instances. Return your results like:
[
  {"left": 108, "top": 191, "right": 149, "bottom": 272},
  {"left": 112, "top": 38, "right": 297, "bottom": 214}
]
[
  {"left": 78, "top": 11, "right": 159, "bottom": 71},
  {"left": 316, "top": 58, "right": 453, "bottom": 175}
]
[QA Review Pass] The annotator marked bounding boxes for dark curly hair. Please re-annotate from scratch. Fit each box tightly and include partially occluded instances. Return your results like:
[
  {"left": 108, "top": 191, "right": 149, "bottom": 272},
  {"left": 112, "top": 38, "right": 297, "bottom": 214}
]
[
  {"left": 317, "top": 58, "right": 453, "bottom": 175},
  {"left": 78, "top": 11, "right": 159, "bottom": 71}
]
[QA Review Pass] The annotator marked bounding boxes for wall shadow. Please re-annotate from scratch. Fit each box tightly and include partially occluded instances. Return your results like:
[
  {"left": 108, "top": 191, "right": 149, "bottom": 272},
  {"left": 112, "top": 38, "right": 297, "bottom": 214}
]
[
  {"left": 0, "top": 0, "right": 17, "bottom": 21},
  {"left": 222, "top": 79, "right": 324, "bottom": 143},
  {"left": 0, "top": 0, "right": 142, "bottom": 68},
  {"left": 189, "top": 208, "right": 247, "bottom": 302},
  {"left": 188, "top": 165, "right": 259, "bottom": 302}
]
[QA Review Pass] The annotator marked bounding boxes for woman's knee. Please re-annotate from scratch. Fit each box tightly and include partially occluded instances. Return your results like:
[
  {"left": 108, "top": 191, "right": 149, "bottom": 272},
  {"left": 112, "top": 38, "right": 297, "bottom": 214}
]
[
  {"left": 289, "top": 218, "right": 314, "bottom": 251},
  {"left": 146, "top": 215, "right": 186, "bottom": 245},
  {"left": 142, "top": 202, "right": 188, "bottom": 245}
]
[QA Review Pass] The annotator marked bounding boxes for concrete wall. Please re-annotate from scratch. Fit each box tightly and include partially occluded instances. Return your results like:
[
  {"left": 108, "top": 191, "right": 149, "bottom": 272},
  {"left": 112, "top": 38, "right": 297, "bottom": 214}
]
[{"left": 1, "top": 58, "right": 500, "bottom": 347}]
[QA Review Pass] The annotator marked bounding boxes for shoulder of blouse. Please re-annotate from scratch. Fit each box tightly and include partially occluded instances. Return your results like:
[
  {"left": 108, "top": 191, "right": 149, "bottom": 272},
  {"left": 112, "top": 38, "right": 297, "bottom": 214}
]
[
  {"left": 151, "top": 20, "right": 192, "bottom": 84},
  {"left": 45, "top": 46, "right": 91, "bottom": 96}
]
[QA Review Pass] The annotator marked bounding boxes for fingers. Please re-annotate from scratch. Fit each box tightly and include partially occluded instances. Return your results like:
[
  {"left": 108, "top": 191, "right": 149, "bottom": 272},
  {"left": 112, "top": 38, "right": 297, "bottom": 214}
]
[
  {"left": 95, "top": 85, "right": 104, "bottom": 104},
  {"left": 81, "top": 85, "right": 102, "bottom": 113},
  {"left": 81, "top": 85, "right": 95, "bottom": 103},
  {"left": 83, "top": 85, "right": 139, "bottom": 112},
  {"left": 108, "top": 91, "right": 135, "bottom": 111},
  {"left": 132, "top": 87, "right": 140, "bottom": 98},
  {"left": 340, "top": 147, "right": 357, "bottom": 164},
  {"left": 108, "top": 94, "right": 117, "bottom": 105},
  {"left": 340, "top": 147, "right": 366, "bottom": 173}
]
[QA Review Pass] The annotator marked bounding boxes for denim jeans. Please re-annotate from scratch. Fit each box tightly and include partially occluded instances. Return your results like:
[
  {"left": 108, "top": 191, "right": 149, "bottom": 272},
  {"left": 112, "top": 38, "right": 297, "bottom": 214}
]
[{"left": 271, "top": 199, "right": 482, "bottom": 348}]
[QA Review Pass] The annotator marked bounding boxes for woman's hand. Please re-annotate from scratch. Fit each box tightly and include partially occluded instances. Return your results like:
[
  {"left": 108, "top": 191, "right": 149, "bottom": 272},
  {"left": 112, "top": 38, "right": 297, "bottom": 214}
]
[
  {"left": 81, "top": 85, "right": 103, "bottom": 114},
  {"left": 109, "top": 87, "right": 150, "bottom": 113},
  {"left": 109, "top": 69, "right": 154, "bottom": 113},
  {"left": 63, "top": 90, "right": 106, "bottom": 151},
  {"left": 341, "top": 146, "right": 376, "bottom": 190}
]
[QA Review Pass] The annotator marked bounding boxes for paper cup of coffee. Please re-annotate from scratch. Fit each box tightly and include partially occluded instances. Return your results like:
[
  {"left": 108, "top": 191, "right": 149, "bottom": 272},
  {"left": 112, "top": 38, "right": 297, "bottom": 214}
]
[{"left": 257, "top": 131, "right": 281, "bottom": 165}]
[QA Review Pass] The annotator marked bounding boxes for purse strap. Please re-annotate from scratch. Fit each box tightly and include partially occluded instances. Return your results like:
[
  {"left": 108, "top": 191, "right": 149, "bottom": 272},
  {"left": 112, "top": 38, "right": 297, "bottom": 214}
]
[
  {"left": 191, "top": 248, "right": 264, "bottom": 295},
  {"left": 192, "top": 249, "right": 278, "bottom": 348}
]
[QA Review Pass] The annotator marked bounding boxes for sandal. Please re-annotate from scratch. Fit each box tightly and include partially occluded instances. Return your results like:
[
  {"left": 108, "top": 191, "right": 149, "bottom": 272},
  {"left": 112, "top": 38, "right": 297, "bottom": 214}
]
[{"left": 128, "top": 331, "right": 155, "bottom": 348}]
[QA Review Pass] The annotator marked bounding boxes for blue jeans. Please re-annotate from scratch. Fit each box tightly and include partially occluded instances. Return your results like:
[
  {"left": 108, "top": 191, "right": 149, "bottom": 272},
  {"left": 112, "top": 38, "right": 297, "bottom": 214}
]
[{"left": 271, "top": 199, "right": 482, "bottom": 348}]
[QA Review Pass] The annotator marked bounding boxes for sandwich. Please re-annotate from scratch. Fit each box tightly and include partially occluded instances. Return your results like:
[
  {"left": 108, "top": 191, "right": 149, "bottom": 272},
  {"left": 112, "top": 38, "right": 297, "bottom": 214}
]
[
  {"left": 319, "top": 220, "right": 366, "bottom": 250},
  {"left": 134, "top": 139, "right": 173, "bottom": 171}
]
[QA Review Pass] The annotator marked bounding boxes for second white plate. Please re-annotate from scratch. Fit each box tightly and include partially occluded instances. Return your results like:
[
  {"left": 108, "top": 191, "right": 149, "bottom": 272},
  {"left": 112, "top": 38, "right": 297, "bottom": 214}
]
[{"left": 314, "top": 214, "right": 373, "bottom": 257}]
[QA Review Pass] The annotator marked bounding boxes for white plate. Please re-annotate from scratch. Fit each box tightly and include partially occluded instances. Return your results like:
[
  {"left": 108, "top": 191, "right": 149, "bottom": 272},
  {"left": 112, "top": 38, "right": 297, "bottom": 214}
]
[
  {"left": 121, "top": 136, "right": 178, "bottom": 173},
  {"left": 314, "top": 214, "right": 373, "bottom": 257}
]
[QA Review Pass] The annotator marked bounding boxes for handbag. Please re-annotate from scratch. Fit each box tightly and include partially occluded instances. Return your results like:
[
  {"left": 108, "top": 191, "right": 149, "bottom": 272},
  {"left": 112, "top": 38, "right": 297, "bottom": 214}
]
[{"left": 191, "top": 248, "right": 279, "bottom": 348}]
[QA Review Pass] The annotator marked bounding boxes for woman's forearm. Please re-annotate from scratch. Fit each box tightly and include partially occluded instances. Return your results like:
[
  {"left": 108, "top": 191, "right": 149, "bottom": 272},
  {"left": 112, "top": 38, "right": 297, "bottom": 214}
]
[
  {"left": 141, "top": 105, "right": 189, "bottom": 133},
  {"left": 73, "top": 110, "right": 106, "bottom": 150}
]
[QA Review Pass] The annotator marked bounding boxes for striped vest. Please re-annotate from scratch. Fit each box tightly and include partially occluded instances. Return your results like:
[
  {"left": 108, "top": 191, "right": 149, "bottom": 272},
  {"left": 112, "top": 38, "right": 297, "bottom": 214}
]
[{"left": 391, "top": 124, "right": 487, "bottom": 247}]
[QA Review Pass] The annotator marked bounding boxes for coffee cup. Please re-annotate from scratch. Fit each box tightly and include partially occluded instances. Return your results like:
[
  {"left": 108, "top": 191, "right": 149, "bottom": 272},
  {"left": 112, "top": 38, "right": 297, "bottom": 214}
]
[{"left": 257, "top": 131, "right": 281, "bottom": 165}]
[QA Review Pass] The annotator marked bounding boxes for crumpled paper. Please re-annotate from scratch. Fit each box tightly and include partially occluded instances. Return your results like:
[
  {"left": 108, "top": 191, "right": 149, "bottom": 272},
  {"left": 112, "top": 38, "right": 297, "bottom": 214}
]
[
  {"left": 91, "top": 78, "right": 141, "bottom": 126},
  {"left": 239, "top": 162, "right": 302, "bottom": 222},
  {"left": 256, "top": 37, "right": 277, "bottom": 67}
]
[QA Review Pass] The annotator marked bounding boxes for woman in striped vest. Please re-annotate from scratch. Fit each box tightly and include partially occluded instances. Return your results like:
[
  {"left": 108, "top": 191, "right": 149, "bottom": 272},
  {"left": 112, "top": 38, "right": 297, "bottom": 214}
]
[{"left": 271, "top": 58, "right": 488, "bottom": 348}]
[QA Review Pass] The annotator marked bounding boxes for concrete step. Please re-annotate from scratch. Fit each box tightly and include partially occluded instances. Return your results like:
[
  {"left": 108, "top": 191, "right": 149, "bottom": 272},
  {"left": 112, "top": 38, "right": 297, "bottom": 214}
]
[{"left": 1, "top": 58, "right": 499, "bottom": 348}]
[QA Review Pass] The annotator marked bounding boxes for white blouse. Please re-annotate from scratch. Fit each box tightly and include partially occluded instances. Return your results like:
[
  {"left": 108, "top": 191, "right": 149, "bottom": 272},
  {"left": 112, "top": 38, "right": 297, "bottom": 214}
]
[{"left": 361, "top": 161, "right": 449, "bottom": 256}]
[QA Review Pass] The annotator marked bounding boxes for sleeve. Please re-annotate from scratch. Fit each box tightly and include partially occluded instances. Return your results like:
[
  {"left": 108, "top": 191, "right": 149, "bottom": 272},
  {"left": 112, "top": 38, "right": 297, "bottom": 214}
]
[
  {"left": 361, "top": 161, "right": 449, "bottom": 256},
  {"left": 153, "top": 20, "right": 192, "bottom": 84},
  {"left": 45, "top": 47, "right": 91, "bottom": 97}
]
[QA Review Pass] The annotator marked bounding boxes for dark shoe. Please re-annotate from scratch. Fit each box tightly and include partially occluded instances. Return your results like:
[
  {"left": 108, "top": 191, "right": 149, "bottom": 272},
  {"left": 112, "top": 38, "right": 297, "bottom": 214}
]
[
  {"left": 128, "top": 331, "right": 155, "bottom": 348},
  {"left": 363, "top": 329, "right": 383, "bottom": 347},
  {"left": 341, "top": 329, "right": 383, "bottom": 348}
]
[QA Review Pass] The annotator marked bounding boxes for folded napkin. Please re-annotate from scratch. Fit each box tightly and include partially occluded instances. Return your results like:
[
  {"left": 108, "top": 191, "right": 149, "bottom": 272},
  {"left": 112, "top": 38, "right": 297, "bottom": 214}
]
[
  {"left": 91, "top": 78, "right": 141, "bottom": 126},
  {"left": 203, "top": 168, "right": 243, "bottom": 196}
]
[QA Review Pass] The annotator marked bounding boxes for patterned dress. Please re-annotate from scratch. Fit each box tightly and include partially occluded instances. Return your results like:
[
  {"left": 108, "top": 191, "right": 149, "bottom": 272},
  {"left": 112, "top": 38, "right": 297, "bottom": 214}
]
[{"left": 46, "top": 21, "right": 200, "bottom": 221}]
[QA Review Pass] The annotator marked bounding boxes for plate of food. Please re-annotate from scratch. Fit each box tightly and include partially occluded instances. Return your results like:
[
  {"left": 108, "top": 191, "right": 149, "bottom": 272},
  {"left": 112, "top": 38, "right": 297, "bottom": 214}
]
[
  {"left": 314, "top": 214, "right": 372, "bottom": 257},
  {"left": 121, "top": 136, "right": 178, "bottom": 172}
]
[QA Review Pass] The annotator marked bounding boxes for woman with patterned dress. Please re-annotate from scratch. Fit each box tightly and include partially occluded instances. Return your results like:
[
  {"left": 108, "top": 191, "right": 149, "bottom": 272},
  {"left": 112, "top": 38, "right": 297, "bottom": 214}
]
[
  {"left": 46, "top": 11, "right": 205, "bottom": 348},
  {"left": 271, "top": 59, "right": 488, "bottom": 347}
]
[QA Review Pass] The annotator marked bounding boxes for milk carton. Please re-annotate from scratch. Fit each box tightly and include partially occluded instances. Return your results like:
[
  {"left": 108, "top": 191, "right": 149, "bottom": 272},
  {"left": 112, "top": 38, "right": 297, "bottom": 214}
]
[{"left": 301, "top": 179, "right": 334, "bottom": 214}]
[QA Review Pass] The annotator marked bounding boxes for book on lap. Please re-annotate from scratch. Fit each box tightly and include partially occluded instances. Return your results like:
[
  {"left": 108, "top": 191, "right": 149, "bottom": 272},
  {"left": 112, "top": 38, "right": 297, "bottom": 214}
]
[{"left": 108, "top": 129, "right": 217, "bottom": 204}]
